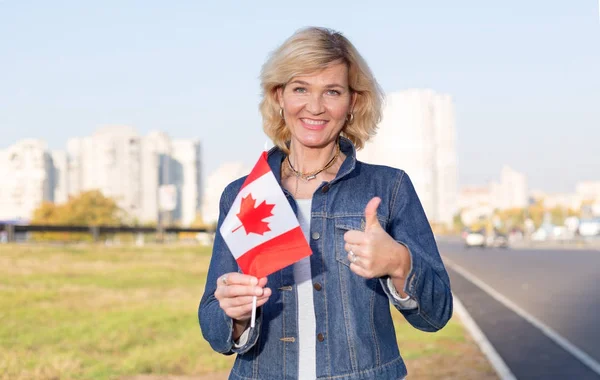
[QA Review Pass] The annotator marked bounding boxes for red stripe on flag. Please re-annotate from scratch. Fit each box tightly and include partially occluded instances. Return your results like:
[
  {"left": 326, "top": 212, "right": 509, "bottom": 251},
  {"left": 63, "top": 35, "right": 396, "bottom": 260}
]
[
  {"left": 236, "top": 226, "right": 312, "bottom": 278},
  {"left": 241, "top": 152, "right": 271, "bottom": 191}
]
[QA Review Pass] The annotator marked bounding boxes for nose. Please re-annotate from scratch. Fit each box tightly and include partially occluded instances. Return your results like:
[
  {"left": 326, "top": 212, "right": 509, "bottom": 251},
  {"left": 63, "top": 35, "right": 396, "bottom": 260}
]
[{"left": 305, "top": 93, "right": 325, "bottom": 115}]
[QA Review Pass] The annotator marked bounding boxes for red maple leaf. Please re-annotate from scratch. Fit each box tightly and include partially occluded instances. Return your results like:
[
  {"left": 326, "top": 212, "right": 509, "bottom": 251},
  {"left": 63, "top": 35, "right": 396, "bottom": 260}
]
[{"left": 232, "top": 193, "right": 275, "bottom": 235}]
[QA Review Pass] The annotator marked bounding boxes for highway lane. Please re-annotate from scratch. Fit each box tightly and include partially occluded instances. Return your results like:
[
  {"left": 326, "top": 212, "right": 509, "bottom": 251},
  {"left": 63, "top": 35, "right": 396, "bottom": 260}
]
[{"left": 439, "top": 241, "right": 600, "bottom": 379}]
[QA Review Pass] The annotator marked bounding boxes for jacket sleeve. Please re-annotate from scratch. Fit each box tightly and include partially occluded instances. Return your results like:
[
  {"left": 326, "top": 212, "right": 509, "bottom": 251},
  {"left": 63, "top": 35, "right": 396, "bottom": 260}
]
[
  {"left": 386, "top": 171, "right": 453, "bottom": 332},
  {"left": 198, "top": 185, "right": 263, "bottom": 354},
  {"left": 379, "top": 277, "right": 418, "bottom": 310}
]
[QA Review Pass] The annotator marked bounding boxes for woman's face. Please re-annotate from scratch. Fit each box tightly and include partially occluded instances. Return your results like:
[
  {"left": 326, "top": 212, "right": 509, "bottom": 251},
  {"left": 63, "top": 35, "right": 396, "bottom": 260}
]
[{"left": 278, "top": 63, "right": 356, "bottom": 150}]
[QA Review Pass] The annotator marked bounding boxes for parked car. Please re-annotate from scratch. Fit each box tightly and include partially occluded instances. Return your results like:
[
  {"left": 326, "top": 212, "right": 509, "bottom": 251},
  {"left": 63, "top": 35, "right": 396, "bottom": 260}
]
[
  {"left": 465, "top": 230, "right": 486, "bottom": 248},
  {"left": 488, "top": 233, "right": 509, "bottom": 248}
]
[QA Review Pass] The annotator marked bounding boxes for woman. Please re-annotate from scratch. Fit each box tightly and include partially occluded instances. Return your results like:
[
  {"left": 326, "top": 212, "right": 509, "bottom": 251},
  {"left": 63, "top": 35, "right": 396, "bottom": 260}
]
[{"left": 199, "top": 26, "right": 453, "bottom": 380}]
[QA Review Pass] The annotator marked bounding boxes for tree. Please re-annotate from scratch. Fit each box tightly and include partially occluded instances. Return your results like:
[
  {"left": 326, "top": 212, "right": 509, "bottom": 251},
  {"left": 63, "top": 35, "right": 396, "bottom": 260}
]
[
  {"left": 494, "top": 208, "right": 526, "bottom": 231},
  {"left": 31, "top": 190, "right": 125, "bottom": 241},
  {"left": 62, "top": 190, "right": 123, "bottom": 226},
  {"left": 526, "top": 200, "right": 545, "bottom": 229},
  {"left": 32, "top": 201, "right": 63, "bottom": 224}
]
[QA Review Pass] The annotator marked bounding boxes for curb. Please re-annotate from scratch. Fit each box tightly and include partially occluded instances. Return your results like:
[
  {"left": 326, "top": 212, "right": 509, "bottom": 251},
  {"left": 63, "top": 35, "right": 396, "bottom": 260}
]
[{"left": 453, "top": 295, "right": 517, "bottom": 380}]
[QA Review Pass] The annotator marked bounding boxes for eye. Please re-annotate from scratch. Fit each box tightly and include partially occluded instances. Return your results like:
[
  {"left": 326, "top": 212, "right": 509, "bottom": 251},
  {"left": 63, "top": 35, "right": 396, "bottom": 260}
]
[
  {"left": 293, "top": 87, "right": 307, "bottom": 93},
  {"left": 326, "top": 89, "right": 341, "bottom": 96}
]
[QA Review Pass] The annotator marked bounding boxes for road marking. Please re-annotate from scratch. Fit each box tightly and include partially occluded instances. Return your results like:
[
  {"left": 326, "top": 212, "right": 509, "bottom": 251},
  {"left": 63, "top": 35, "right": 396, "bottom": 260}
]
[
  {"left": 453, "top": 296, "right": 517, "bottom": 380},
  {"left": 445, "top": 258, "right": 600, "bottom": 377}
]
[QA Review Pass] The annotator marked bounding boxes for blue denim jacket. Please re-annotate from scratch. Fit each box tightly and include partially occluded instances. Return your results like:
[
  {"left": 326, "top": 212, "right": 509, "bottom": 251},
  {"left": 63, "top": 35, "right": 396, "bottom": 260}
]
[{"left": 199, "top": 137, "right": 453, "bottom": 380}]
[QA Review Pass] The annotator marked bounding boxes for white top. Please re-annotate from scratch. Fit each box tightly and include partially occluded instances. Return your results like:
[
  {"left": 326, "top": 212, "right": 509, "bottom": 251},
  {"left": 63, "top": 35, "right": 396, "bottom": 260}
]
[{"left": 294, "top": 199, "right": 318, "bottom": 380}]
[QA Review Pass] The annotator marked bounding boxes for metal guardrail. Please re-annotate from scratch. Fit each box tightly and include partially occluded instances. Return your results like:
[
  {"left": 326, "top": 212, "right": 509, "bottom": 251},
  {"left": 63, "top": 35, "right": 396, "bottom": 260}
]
[{"left": 0, "top": 223, "right": 214, "bottom": 243}]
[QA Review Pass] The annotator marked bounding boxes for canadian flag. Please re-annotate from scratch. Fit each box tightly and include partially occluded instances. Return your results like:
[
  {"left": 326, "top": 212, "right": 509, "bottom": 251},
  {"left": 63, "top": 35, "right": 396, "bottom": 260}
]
[{"left": 220, "top": 152, "right": 312, "bottom": 278}]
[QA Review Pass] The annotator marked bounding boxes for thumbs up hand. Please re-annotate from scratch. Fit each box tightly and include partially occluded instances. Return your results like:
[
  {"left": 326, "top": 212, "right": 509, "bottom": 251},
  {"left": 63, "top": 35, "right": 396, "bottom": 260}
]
[{"left": 343, "top": 197, "right": 411, "bottom": 281}]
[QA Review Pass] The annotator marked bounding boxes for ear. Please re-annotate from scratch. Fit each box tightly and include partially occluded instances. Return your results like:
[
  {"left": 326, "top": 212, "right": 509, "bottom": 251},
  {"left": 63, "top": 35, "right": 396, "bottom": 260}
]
[
  {"left": 350, "top": 91, "right": 358, "bottom": 113},
  {"left": 276, "top": 86, "right": 284, "bottom": 109}
]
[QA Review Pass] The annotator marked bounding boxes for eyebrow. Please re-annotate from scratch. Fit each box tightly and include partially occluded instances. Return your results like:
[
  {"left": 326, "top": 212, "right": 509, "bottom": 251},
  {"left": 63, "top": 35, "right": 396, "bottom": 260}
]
[{"left": 289, "top": 80, "right": 346, "bottom": 89}]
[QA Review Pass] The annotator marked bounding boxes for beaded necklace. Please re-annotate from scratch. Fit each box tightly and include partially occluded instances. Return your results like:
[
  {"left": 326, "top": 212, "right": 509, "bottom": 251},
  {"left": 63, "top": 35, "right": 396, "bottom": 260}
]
[{"left": 286, "top": 142, "right": 340, "bottom": 181}]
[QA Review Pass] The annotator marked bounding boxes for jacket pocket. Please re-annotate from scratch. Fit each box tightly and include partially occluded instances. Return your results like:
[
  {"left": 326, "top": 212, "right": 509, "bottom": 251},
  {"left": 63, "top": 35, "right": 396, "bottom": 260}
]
[
  {"left": 335, "top": 216, "right": 364, "bottom": 267},
  {"left": 334, "top": 215, "right": 388, "bottom": 267}
]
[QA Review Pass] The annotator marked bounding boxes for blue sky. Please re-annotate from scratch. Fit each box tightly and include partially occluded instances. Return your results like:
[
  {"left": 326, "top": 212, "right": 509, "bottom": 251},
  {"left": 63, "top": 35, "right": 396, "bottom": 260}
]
[{"left": 1, "top": 1, "right": 598, "bottom": 193}]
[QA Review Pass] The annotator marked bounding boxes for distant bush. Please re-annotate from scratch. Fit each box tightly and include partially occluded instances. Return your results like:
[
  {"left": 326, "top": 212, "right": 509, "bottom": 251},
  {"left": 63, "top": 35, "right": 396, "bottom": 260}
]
[{"left": 30, "top": 190, "right": 125, "bottom": 242}]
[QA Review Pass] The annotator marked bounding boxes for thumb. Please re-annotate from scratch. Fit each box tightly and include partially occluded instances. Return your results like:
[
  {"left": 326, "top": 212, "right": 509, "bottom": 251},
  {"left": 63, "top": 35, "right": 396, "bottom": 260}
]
[{"left": 364, "top": 197, "right": 382, "bottom": 231}]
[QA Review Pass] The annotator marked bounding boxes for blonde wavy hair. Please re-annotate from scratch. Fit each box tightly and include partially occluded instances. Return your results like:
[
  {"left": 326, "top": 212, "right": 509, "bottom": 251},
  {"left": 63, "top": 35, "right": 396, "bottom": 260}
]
[{"left": 259, "top": 27, "right": 384, "bottom": 153}]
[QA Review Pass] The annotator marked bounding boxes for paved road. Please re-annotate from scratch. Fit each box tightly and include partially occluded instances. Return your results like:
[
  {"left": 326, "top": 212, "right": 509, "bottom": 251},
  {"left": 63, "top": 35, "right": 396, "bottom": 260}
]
[{"left": 439, "top": 241, "right": 600, "bottom": 379}]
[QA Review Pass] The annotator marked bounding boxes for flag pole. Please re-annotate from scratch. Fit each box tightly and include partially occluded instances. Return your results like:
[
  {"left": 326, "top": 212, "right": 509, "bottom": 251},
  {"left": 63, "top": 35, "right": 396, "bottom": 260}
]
[{"left": 251, "top": 296, "right": 257, "bottom": 328}]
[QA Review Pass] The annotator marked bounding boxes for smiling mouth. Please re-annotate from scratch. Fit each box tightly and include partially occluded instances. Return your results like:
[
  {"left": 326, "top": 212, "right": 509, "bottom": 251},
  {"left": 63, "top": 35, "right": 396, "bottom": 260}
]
[{"left": 301, "top": 118, "right": 328, "bottom": 126}]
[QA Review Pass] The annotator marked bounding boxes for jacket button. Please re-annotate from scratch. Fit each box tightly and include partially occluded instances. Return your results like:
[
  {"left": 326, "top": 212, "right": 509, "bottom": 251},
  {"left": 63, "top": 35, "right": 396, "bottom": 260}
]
[
  {"left": 311, "top": 232, "right": 320, "bottom": 240},
  {"left": 317, "top": 333, "right": 325, "bottom": 342},
  {"left": 321, "top": 185, "right": 329, "bottom": 193},
  {"left": 313, "top": 282, "right": 322, "bottom": 291}
]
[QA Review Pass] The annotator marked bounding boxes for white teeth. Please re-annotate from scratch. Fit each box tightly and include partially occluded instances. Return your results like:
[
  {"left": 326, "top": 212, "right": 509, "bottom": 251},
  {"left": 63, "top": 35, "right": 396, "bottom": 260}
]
[{"left": 302, "top": 119, "right": 326, "bottom": 125}]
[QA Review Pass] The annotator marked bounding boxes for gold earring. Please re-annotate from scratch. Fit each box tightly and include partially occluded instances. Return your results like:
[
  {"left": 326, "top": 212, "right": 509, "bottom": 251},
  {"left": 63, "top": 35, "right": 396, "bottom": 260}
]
[
  {"left": 347, "top": 113, "right": 354, "bottom": 124},
  {"left": 279, "top": 108, "right": 284, "bottom": 118}
]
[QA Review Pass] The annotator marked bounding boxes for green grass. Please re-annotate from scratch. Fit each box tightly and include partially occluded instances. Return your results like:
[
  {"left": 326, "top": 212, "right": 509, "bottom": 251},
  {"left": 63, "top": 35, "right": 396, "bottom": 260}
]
[
  {"left": 394, "top": 311, "right": 465, "bottom": 360},
  {"left": 0, "top": 244, "right": 232, "bottom": 380},
  {"left": 0, "top": 244, "right": 495, "bottom": 380}
]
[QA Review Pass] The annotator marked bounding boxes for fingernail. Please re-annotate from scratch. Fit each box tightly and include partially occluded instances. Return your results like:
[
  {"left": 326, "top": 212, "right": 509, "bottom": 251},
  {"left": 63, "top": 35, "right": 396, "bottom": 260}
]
[
  {"left": 250, "top": 277, "right": 258, "bottom": 286},
  {"left": 256, "top": 288, "right": 263, "bottom": 296}
]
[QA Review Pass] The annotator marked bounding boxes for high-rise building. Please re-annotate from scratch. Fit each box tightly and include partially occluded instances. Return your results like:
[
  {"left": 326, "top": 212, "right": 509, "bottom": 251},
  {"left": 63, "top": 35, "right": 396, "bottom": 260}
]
[
  {"left": 171, "top": 139, "right": 201, "bottom": 226},
  {"left": 137, "top": 134, "right": 202, "bottom": 227},
  {"left": 67, "top": 126, "right": 143, "bottom": 221},
  {"left": 432, "top": 94, "right": 458, "bottom": 225},
  {"left": 358, "top": 90, "right": 458, "bottom": 227},
  {"left": 201, "top": 162, "right": 251, "bottom": 225},
  {"left": 140, "top": 131, "right": 172, "bottom": 223},
  {"left": 0, "top": 139, "right": 53, "bottom": 221},
  {"left": 49, "top": 150, "right": 69, "bottom": 204},
  {"left": 497, "top": 165, "right": 528, "bottom": 209},
  {"left": 1, "top": 127, "right": 202, "bottom": 226}
]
